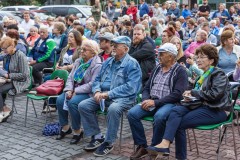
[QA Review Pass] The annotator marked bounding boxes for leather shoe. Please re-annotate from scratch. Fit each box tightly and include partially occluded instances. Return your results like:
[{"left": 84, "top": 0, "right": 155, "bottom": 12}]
[
  {"left": 130, "top": 145, "right": 148, "bottom": 160},
  {"left": 56, "top": 127, "right": 72, "bottom": 140},
  {"left": 146, "top": 146, "right": 170, "bottom": 156},
  {"left": 70, "top": 131, "right": 84, "bottom": 144}
]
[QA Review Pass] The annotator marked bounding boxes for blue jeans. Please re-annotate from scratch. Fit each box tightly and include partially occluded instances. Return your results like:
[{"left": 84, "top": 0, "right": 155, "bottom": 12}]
[
  {"left": 56, "top": 92, "right": 90, "bottom": 130},
  {"left": 78, "top": 97, "right": 132, "bottom": 143},
  {"left": 127, "top": 103, "right": 175, "bottom": 146},
  {"left": 162, "top": 105, "right": 227, "bottom": 159}
]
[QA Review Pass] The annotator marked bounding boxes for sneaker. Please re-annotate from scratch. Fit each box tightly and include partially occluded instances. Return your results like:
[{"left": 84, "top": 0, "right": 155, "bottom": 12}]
[
  {"left": 0, "top": 112, "right": 4, "bottom": 123},
  {"left": 84, "top": 136, "right": 105, "bottom": 151},
  {"left": 2, "top": 110, "right": 13, "bottom": 122},
  {"left": 93, "top": 142, "right": 114, "bottom": 157},
  {"left": 42, "top": 106, "right": 56, "bottom": 114}
]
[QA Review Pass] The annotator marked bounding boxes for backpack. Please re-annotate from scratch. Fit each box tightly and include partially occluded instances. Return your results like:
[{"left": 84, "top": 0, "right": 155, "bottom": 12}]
[{"left": 42, "top": 122, "right": 60, "bottom": 136}]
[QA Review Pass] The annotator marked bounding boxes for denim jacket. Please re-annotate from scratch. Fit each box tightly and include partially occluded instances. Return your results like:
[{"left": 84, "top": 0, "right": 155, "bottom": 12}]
[{"left": 92, "top": 53, "right": 142, "bottom": 105}]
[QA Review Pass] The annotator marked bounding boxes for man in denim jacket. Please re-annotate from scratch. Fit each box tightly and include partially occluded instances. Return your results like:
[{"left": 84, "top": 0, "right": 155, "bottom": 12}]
[{"left": 79, "top": 36, "right": 142, "bottom": 157}]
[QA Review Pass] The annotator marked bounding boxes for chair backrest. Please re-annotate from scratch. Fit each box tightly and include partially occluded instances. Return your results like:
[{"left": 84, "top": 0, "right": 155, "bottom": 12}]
[{"left": 50, "top": 69, "right": 69, "bottom": 85}]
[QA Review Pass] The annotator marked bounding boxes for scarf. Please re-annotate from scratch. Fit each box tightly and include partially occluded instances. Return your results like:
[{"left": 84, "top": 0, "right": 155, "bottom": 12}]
[
  {"left": 194, "top": 66, "right": 214, "bottom": 90},
  {"left": 73, "top": 58, "right": 92, "bottom": 83}
]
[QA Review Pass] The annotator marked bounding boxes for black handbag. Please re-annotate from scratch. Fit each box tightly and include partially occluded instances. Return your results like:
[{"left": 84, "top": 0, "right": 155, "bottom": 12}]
[{"left": 181, "top": 99, "right": 202, "bottom": 110}]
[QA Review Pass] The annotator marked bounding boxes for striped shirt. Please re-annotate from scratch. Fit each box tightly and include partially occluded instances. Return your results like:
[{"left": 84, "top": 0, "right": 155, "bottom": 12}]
[{"left": 150, "top": 63, "right": 176, "bottom": 100}]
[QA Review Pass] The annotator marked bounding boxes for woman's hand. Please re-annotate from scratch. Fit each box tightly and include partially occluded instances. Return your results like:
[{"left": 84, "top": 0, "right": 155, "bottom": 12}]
[
  {"left": 66, "top": 91, "right": 73, "bottom": 100},
  {"left": 183, "top": 90, "right": 192, "bottom": 101},
  {"left": 142, "top": 99, "right": 155, "bottom": 111}
]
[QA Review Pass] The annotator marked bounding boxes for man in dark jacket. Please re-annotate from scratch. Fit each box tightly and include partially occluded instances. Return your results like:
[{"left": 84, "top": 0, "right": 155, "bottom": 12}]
[
  {"left": 127, "top": 43, "right": 188, "bottom": 160},
  {"left": 129, "top": 24, "right": 156, "bottom": 88}
]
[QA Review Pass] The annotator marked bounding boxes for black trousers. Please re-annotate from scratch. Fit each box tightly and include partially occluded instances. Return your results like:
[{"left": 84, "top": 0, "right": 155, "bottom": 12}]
[
  {"left": 32, "top": 62, "right": 53, "bottom": 84},
  {"left": 0, "top": 82, "right": 14, "bottom": 111}
]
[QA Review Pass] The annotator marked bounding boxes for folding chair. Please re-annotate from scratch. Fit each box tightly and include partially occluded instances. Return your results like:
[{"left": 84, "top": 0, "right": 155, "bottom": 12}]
[{"left": 24, "top": 69, "right": 68, "bottom": 127}]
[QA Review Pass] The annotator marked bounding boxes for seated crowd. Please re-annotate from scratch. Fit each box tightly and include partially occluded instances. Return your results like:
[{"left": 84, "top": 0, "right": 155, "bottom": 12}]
[{"left": 0, "top": 0, "right": 240, "bottom": 159}]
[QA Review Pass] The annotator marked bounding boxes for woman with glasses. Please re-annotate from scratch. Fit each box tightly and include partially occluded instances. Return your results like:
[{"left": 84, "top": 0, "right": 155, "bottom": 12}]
[
  {"left": 56, "top": 39, "right": 102, "bottom": 145},
  {"left": 0, "top": 36, "right": 30, "bottom": 123},
  {"left": 147, "top": 44, "right": 231, "bottom": 160}
]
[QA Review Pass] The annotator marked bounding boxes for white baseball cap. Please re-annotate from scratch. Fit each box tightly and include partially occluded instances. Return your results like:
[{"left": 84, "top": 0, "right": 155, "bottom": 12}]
[{"left": 157, "top": 43, "right": 178, "bottom": 56}]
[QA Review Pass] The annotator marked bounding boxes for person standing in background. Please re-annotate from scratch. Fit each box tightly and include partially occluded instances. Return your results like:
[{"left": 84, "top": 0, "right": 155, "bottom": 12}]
[{"left": 91, "top": 0, "right": 102, "bottom": 22}]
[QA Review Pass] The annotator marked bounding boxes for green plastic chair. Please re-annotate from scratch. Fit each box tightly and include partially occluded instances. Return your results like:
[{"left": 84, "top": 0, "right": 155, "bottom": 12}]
[
  {"left": 190, "top": 87, "right": 239, "bottom": 160},
  {"left": 24, "top": 69, "right": 69, "bottom": 127}
]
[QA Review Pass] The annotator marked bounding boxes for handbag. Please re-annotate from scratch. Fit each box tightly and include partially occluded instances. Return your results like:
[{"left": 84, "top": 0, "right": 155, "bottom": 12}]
[
  {"left": 42, "top": 122, "right": 60, "bottom": 136},
  {"left": 181, "top": 99, "right": 202, "bottom": 110},
  {"left": 36, "top": 78, "right": 64, "bottom": 96}
]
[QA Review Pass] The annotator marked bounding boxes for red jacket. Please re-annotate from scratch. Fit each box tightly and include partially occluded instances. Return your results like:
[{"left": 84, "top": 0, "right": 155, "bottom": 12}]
[{"left": 127, "top": 7, "right": 138, "bottom": 21}]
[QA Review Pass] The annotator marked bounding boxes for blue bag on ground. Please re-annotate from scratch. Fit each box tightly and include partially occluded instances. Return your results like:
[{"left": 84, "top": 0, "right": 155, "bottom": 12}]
[{"left": 42, "top": 122, "right": 60, "bottom": 136}]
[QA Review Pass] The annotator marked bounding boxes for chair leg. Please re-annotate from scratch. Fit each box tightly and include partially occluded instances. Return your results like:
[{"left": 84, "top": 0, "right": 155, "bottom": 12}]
[
  {"left": 192, "top": 129, "right": 199, "bottom": 155},
  {"left": 24, "top": 97, "right": 29, "bottom": 127},
  {"left": 12, "top": 96, "right": 17, "bottom": 113},
  {"left": 210, "top": 130, "right": 213, "bottom": 143},
  {"left": 236, "top": 111, "right": 240, "bottom": 135},
  {"left": 216, "top": 126, "right": 226, "bottom": 160},
  {"left": 231, "top": 122, "right": 238, "bottom": 160},
  {"left": 187, "top": 129, "right": 192, "bottom": 151},
  {"left": 31, "top": 99, "right": 37, "bottom": 118},
  {"left": 119, "top": 114, "right": 123, "bottom": 153}
]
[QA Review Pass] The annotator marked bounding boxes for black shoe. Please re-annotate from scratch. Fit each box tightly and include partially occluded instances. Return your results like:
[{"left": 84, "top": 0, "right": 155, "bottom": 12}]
[
  {"left": 84, "top": 136, "right": 105, "bottom": 151},
  {"left": 56, "top": 127, "right": 72, "bottom": 140},
  {"left": 93, "top": 142, "right": 114, "bottom": 157},
  {"left": 70, "top": 131, "right": 84, "bottom": 144}
]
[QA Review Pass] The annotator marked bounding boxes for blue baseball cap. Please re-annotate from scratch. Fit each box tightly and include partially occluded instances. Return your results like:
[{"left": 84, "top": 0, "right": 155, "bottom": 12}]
[{"left": 111, "top": 36, "right": 132, "bottom": 47}]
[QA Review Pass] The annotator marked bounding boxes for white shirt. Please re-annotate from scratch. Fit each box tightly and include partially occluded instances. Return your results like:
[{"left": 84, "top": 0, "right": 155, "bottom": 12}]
[{"left": 20, "top": 19, "right": 35, "bottom": 37}]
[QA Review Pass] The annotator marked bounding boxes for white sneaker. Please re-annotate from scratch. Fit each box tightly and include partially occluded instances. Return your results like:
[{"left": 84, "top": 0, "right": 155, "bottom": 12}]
[{"left": 0, "top": 112, "right": 4, "bottom": 123}]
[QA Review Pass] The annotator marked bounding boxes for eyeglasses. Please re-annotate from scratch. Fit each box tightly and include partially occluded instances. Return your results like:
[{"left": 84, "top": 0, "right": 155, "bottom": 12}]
[
  {"left": 111, "top": 44, "right": 125, "bottom": 49},
  {"left": 81, "top": 48, "right": 92, "bottom": 52},
  {"left": 194, "top": 56, "right": 208, "bottom": 60},
  {"left": 1, "top": 46, "right": 10, "bottom": 51}
]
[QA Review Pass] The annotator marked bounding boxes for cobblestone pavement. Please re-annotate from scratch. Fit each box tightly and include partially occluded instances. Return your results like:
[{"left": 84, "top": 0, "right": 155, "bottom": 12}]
[{"left": 0, "top": 93, "right": 240, "bottom": 160}]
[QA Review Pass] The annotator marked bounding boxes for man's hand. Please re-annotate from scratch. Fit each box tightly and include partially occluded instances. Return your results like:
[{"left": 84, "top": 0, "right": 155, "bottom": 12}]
[
  {"left": 29, "top": 60, "right": 37, "bottom": 65},
  {"left": 100, "top": 92, "right": 109, "bottom": 99},
  {"left": 94, "top": 92, "right": 102, "bottom": 103},
  {"left": 141, "top": 99, "right": 155, "bottom": 111}
]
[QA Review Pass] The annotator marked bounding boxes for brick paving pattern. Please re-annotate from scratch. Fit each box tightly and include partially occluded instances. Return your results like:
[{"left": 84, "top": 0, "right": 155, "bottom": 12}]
[{"left": 0, "top": 93, "right": 240, "bottom": 160}]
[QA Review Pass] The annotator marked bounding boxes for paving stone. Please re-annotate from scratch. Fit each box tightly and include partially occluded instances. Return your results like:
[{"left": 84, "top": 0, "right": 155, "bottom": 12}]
[{"left": 17, "top": 152, "right": 33, "bottom": 159}]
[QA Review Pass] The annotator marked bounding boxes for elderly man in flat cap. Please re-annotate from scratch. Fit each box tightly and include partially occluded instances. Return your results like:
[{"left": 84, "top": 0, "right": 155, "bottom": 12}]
[{"left": 79, "top": 36, "right": 142, "bottom": 156}]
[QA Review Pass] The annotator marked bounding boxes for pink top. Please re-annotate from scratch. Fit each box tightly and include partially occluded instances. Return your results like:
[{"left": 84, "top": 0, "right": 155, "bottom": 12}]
[
  {"left": 184, "top": 41, "right": 206, "bottom": 57},
  {"left": 26, "top": 34, "right": 40, "bottom": 47}
]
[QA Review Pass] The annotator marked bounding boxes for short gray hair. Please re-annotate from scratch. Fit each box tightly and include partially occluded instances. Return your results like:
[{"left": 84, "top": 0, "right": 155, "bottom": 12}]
[
  {"left": 133, "top": 24, "right": 145, "bottom": 33},
  {"left": 82, "top": 40, "right": 100, "bottom": 55}
]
